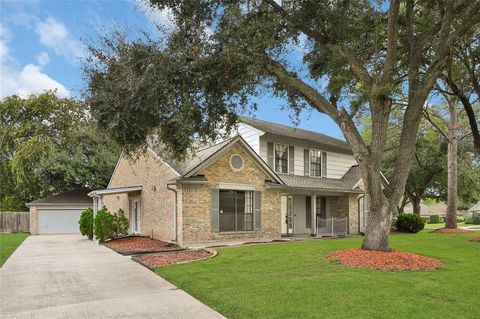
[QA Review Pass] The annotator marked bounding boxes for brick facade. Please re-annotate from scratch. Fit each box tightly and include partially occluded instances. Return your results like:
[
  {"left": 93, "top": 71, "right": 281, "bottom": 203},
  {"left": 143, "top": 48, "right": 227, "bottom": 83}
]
[
  {"left": 102, "top": 150, "right": 178, "bottom": 241},
  {"left": 180, "top": 143, "right": 282, "bottom": 244},
  {"left": 328, "top": 194, "right": 361, "bottom": 235}
]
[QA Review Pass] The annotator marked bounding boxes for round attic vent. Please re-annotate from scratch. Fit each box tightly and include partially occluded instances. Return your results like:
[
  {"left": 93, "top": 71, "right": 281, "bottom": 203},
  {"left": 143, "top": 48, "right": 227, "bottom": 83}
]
[{"left": 230, "top": 154, "right": 244, "bottom": 171}]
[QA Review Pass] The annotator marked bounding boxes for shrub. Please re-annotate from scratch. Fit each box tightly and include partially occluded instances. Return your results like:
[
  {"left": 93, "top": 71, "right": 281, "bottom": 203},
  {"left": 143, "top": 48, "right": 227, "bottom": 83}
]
[
  {"left": 94, "top": 208, "right": 114, "bottom": 243},
  {"left": 473, "top": 212, "right": 480, "bottom": 225},
  {"left": 395, "top": 214, "right": 425, "bottom": 233},
  {"left": 112, "top": 209, "right": 129, "bottom": 238},
  {"left": 79, "top": 207, "right": 94, "bottom": 240},
  {"left": 429, "top": 215, "right": 440, "bottom": 224}
]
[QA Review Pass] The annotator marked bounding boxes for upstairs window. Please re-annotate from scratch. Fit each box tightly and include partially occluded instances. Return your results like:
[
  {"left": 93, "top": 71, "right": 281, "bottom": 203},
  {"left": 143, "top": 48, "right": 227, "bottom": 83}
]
[
  {"left": 310, "top": 150, "right": 322, "bottom": 176},
  {"left": 275, "top": 144, "right": 289, "bottom": 174}
]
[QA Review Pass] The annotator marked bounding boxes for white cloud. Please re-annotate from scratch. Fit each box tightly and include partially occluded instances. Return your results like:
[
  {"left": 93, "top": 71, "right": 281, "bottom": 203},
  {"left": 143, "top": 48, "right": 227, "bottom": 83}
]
[
  {"left": 36, "top": 52, "right": 49, "bottom": 66},
  {"left": 0, "top": 26, "right": 69, "bottom": 99},
  {"left": 133, "top": 0, "right": 174, "bottom": 30},
  {"left": 34, "top": 17, "right": 85, "bottom": 64}
]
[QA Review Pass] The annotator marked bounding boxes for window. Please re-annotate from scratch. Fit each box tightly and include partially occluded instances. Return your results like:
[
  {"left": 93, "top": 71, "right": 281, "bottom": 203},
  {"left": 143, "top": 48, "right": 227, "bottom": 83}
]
[
  {"left": 310, "top": 150, "right": 322, "bottom": 177},
  {"left": 230, "top": 154, "right": 244, "bottom": 171},
  {"left": 275, "top": 144, "right": 289, "bottom": 174},
  {"left": 219, "top": 190, "right": 253, "bottom": 231}
]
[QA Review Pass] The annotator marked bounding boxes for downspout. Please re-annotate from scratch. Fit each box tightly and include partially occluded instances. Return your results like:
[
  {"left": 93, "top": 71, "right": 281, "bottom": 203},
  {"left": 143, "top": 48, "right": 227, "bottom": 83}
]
[
  {"left": 358, "top": 195, "right": 365, "bottom": 235},
  {"left": 166, "top": 183, "right": 178, "bottom": 242}
]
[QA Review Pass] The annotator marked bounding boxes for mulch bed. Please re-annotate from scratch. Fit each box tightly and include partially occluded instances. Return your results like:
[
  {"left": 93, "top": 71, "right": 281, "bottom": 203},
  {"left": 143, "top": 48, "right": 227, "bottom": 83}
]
[
  {"left": 133, "top": 249, "right": 213, "bottom": 269},
  {"left": 104, "top": 236, "right": 183, "bottom": 255},
  {"left": 325, "top": 248, "right": 442, "bottom": 271},
  {"left": 431, "top": 228, "right": 473, "bottom": 234},
  {"left": 469, "top": 237, "right": 480, "bottom": 242}
]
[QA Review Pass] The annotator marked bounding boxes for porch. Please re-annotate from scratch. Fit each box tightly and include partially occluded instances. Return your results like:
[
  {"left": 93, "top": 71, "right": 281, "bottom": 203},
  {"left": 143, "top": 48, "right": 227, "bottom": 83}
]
[{"left": 279, "top": 193, "right": 358, "bottom": 238}]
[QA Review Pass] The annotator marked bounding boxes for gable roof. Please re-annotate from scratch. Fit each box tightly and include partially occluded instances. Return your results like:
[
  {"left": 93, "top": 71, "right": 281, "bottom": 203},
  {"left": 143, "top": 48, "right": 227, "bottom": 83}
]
[
  {"left": 239, "top": 117, "right": 352, "bottom": 154},
  {"left": 469, "top": 202, "right": 480, "bottom": 212},
  {"left": 27, "top": 188, "right": 92, "bottom": 206},
  {"left": 150, "top": 135, "right": 284, "bottom": 185}
]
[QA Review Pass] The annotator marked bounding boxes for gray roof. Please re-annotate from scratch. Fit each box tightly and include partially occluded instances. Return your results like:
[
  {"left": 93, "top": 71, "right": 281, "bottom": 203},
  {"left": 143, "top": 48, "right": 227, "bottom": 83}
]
[
  {"left": 341, "top": 165, "right": 362, "bottom": 188},
  {"left": 27, "top": 188, "right": 92, "bottom": 206},
  {"left": 469, "top": 202, "right": 480, "bottom": 212},
  {"left": 150, "top": 137, "right": 234, "bottom": 176},
  {"left": 274, "top": 172, "right": 363, "bottom": 193},
  {"left": 240, "top": 117, "right": 352, "bottom": 154}
]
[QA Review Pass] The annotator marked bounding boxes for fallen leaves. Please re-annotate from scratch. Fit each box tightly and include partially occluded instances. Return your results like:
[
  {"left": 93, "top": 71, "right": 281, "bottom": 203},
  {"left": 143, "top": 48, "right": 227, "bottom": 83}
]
[{"left": 325, "top": 248, "right": 442, "bottom": 271}]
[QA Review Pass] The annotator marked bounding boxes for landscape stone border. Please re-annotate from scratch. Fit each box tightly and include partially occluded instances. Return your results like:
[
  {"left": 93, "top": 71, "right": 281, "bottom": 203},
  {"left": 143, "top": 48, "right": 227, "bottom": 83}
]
[{"left": 132, "top": 248, "right": 218, "bottom": 271}]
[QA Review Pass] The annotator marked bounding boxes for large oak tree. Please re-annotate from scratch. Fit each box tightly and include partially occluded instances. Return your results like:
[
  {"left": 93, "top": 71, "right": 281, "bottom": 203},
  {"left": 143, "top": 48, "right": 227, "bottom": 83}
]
[{"left": 85, "top": 0, "right": 480, "bottom": 251}]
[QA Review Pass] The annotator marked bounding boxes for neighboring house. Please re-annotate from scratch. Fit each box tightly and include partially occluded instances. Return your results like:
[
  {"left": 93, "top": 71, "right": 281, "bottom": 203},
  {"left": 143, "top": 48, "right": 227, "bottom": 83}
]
[
  {"left": 90, "top": 117, "right": 367, "bottom": 245},
  {"left": 404, "top": 202, "right": 448, "bottom": 218},
  {"left": 469, "top": 202, "right": 480, "bottom": 213},
  {"left": 27, "top": 188, "right": 92, "bottom": 235}
]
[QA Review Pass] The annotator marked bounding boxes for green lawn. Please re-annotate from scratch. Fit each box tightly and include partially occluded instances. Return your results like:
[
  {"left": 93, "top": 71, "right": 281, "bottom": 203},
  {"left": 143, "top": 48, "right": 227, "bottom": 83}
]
[
  {"left": 0, "top": 233, "right": 28, "bottom": 267},
  {"left": 423, "top": 221, "right": 466, "bottom": 229},
  {"left": 157, "top": 232, "right": 480, "bottom": 319}
]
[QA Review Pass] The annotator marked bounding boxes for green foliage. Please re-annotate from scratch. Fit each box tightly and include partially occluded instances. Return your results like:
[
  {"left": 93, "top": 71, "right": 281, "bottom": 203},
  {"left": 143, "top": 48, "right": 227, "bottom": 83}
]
[
  {"left": 429, "top": 215, "right": 440, "bottom": 224},
  {"left": 79, "top": 208, "right": 94, "bottom": 240},
  {"left": 93, "top": 208, "right": 114, "bottom": 243},
  {"left": 464, "top": 212, "right": 480, "bottom": 225},
  {"left": 112, "top": 209, "right": 129, "bottom": 238},
  {"left": 0, "top": 92, "right": 121, "bottom": 210},
  {"left": 93, "top": 208, "right": 129, "bottom": 243},
  {"left": 394, "top": 214, "right": 425, "bottom": 233}
]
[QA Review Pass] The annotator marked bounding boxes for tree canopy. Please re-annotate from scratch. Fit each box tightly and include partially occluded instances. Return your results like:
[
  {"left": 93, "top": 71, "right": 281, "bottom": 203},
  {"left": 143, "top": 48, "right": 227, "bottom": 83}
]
[
  {"left": 0, "top": 91, "right": 121, "bottom": 210},
  {"left": 84, "top": 0, "right": 480, "bottom": 251}
]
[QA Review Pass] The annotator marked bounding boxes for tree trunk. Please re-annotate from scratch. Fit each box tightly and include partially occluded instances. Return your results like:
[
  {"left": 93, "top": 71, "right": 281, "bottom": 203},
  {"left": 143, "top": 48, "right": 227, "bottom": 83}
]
[
  {"left": 360, "top": 165, "right": 394, "bottom": 252},
  {"left": 411, "top": 199, "right": 421, "bottom": 216},
  {"left": 445, "top": 102, "right": 458, "bottom": 228}
]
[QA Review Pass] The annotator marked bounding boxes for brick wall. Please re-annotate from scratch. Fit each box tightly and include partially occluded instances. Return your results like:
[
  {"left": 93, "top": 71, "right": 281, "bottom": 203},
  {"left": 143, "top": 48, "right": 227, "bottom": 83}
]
[
  {"left": 180, "top": 143, "right": 282, "bottom": 244},
  {"left": 103, "top": 150, "right": 178, "bottom": 241}
]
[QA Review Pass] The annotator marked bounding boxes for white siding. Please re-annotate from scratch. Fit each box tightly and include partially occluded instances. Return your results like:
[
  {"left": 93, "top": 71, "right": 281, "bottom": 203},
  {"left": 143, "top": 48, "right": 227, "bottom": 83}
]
[
  {"left": 259, "top": 134, "right": 357, "bottom": 179},
  {"left": 326, "top": 152, "right": 357, "bottom": 179},
  {"left": 237, "top": 123, "right": 263, "bottom": 154}
]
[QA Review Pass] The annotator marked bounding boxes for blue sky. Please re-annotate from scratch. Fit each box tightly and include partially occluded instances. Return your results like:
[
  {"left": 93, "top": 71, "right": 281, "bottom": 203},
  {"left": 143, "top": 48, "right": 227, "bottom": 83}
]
[{"left": 0, "top": 0, "right": 344, "bottom": 139}]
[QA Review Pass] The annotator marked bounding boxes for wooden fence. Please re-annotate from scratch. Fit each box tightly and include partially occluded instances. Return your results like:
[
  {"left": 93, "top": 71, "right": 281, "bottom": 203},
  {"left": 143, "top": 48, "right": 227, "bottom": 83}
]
[{"left": 0, "top": 211, "right": 30, "bottom": 233}]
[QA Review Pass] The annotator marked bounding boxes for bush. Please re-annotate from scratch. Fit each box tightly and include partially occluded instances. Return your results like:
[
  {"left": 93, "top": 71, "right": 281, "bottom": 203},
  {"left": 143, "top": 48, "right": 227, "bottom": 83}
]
[
  {"left": 79, "top": 207, "right": 94, "bottom": 240},
  {"left": 94, "top": 208, "right": 114, "bottom": 243},
  {"left": 429, "top": 215, "right": 440, "bottom": 224},
  {"left": 112, "top": 209, "right": 129, "bottom": 238},
  {"left": 395, "top": 214, "right": 425, "bottom": 233},
  {"left": 93, "top": 208, "right": 129, "bottom": 243}
]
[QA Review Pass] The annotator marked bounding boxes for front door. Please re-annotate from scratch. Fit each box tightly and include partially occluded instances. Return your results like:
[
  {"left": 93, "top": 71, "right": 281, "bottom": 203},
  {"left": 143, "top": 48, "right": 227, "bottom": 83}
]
[
  {"left": 130, "top": 197, "right": 140, "bottom": 233},
  {"left": 281, "top": 195, "right": 295, "bottom": 235}
]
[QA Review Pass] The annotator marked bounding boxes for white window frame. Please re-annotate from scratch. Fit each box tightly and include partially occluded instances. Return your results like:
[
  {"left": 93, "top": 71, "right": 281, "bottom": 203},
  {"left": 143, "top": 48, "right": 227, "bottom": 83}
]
[
  {"left": 274, "top": 143, "right": 289, "bottom": 174},
  {"left": 310, "top": 149, "right": 323, "bottom": 177}
]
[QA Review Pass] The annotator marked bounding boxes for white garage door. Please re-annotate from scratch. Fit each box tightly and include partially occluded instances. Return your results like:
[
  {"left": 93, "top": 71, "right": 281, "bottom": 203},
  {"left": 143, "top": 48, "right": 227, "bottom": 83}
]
[{"left": 38, "top": 209, "right": 84, "bottom": 234}]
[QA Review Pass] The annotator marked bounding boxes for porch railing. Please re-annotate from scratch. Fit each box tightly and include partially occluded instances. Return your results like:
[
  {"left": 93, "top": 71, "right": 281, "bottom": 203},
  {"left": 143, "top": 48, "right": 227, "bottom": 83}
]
[{"left": 316, "top": 216, "right": 348, "bottom": 236}]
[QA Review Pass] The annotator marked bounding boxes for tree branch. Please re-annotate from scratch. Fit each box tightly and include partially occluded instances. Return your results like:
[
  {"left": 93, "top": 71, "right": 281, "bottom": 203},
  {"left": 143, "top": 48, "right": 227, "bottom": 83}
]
[
  {"left": 263, "top": 55, "right": 369, "bottom": 160},
  {"left": 423, "top": 109, "right": 451, "bottom": 142},
  {"left": 382, "top": 0, "right": 400, "bottom": 82},
  {"left": 263, "top": 0, "right": 374, "bottom": 88}
]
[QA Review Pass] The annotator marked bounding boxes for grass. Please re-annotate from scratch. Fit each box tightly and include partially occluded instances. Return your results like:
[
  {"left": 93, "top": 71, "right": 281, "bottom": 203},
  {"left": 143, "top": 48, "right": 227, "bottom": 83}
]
[
  {"left": 156, "top": 232, "right": 480, "bottom": 319},
  {"left": 0, "top": 233, "right": 28, "bottom": 267},
  {"left": 423, "top": 221, "right": 466, "bottom": 229}
]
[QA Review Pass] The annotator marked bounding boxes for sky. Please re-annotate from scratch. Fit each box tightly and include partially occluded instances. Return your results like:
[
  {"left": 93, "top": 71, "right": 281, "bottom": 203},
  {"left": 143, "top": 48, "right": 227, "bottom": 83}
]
[{"left": 0, "top": 0, "right": 344, "bottom": 140}]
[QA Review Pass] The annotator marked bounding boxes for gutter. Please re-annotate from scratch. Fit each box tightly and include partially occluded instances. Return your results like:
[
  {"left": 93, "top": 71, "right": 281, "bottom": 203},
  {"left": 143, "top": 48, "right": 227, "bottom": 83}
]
[{"left": 166, "top": 182, "right": 178, "bottom": 242}]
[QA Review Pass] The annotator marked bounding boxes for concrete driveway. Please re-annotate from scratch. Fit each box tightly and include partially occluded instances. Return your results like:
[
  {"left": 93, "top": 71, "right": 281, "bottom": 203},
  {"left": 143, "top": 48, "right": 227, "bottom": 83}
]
[{"left": 0, "top": 235, "right": 225, "bottom": 319}]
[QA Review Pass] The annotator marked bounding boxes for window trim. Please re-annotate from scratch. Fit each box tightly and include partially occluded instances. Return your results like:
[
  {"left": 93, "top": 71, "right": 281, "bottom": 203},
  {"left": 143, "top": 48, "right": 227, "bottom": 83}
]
[
  {"left": 309, "top": 149, "right": 323, "bottom": 177},
  {"left": 218, "top": 189, "right": 254, "bottom": 232},
  {"left": 273, "top": 143, "right": 289, "bottom": 174},
  {"left": 229, "top": 154, "right": 244, "bottom": 172}
]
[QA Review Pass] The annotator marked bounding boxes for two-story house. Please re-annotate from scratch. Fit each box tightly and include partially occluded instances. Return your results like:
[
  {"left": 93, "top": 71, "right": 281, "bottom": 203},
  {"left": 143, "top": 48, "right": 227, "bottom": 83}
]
[{"left": 90, "top": 117, "right": 367, "bottom": 245}]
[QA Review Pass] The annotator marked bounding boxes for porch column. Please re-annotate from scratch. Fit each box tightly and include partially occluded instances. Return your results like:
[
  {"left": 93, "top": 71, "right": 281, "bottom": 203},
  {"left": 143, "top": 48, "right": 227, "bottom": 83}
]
[
  {"left": 311, "top": 194, "right": 316, "bottom": 236},
  {"left": 92, "top": 196, "right": 98, "bottom": 243}
]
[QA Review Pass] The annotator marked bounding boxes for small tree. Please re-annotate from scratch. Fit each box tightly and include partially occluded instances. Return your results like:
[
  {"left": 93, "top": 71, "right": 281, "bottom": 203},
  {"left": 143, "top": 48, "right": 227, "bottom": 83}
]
[{"left": 79, "top": 207, "right": 94, "bottom": 240}]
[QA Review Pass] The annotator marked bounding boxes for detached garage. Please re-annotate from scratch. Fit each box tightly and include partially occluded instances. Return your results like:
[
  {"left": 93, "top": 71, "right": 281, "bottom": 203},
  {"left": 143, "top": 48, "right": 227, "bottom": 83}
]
[{"left": 27, "top": 188, "right": 92, "bottom": 235}]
